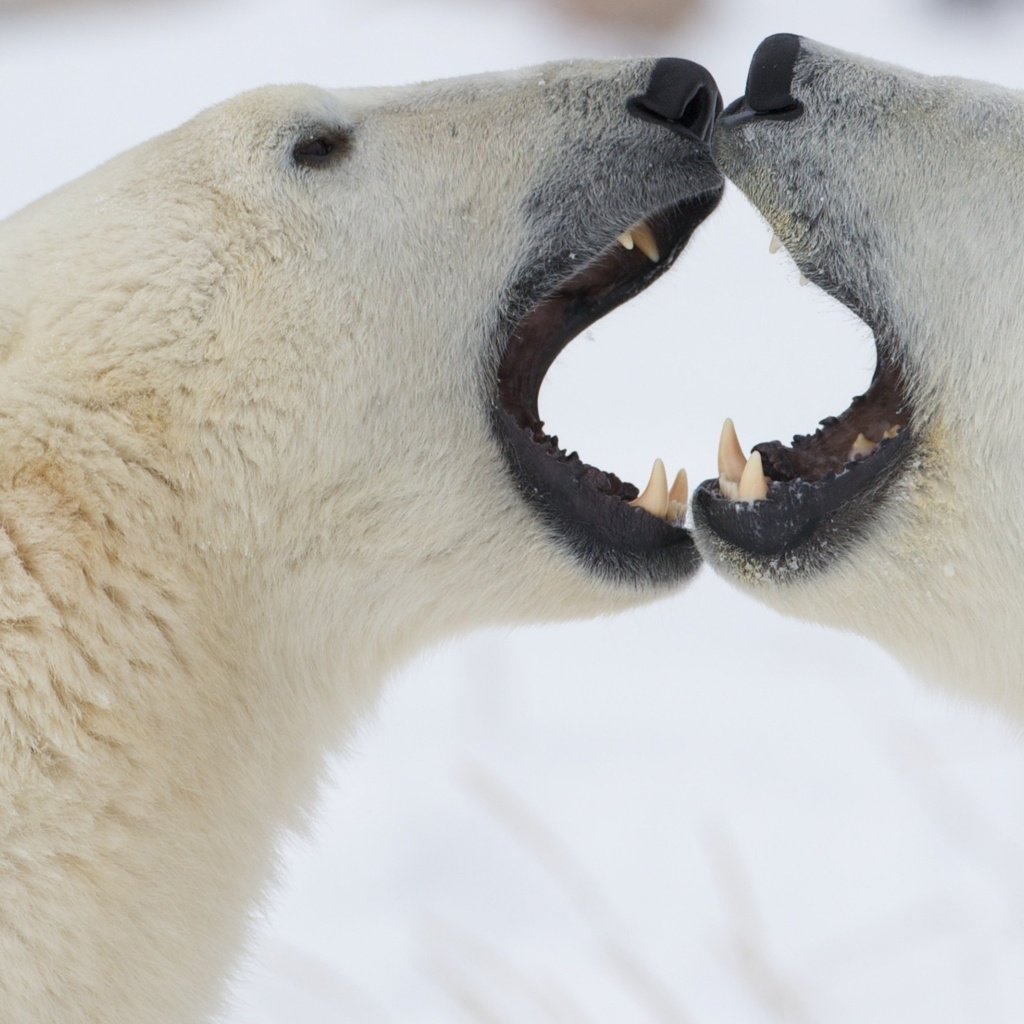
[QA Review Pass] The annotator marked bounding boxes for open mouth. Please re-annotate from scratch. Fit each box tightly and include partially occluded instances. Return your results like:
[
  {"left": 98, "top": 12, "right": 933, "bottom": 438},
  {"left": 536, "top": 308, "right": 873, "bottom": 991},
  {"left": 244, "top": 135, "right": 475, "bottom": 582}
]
[
  {"left": 690, "top": 34, "right": 917, "bottom": 564},
  {"left": 493, "top": 188, "right": 721, "bottom": 581},
  {"left": 693, "top": 241, "right": 915, "bottom": 559}
]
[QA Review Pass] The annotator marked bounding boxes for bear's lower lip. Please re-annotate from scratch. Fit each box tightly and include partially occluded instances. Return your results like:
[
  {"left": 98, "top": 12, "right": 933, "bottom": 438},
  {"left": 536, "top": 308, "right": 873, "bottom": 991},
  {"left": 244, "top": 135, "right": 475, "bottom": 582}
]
[
  {"left": 492, "top": 185, "right": 722, "bottom": 583},
  {"left": 693, "top": 422, "right": 913, "bottom": 557}
]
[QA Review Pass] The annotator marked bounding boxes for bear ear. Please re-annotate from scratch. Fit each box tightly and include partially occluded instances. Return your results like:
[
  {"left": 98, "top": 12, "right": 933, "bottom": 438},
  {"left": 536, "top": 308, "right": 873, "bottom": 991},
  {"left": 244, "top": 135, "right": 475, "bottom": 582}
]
[{"left": 291, "top": 128, "right": 353, "bottom": 169}]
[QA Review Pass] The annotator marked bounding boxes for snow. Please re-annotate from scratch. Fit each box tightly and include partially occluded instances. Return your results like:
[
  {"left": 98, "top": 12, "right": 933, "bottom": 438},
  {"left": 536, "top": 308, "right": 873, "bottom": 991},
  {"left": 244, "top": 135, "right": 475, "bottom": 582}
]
[{"left": 4, "top": 1, "right": 1024, "bottom": 1021}]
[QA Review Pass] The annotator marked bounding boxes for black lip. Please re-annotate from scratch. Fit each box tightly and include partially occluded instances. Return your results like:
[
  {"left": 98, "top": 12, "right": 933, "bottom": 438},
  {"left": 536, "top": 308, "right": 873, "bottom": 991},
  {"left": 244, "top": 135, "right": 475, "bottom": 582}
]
[
  {"left": 693, "top": 427, "right": 913, "bottom": 557},
  {"left": 492, "top": 184, "right": 722, "bottom": 586}
]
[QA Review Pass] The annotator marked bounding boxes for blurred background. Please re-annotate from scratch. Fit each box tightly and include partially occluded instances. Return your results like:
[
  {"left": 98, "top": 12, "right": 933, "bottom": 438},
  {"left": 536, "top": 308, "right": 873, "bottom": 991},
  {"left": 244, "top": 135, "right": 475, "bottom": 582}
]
[{"left": 5, "top": 1, "right": 1024, "bottom": 1021}]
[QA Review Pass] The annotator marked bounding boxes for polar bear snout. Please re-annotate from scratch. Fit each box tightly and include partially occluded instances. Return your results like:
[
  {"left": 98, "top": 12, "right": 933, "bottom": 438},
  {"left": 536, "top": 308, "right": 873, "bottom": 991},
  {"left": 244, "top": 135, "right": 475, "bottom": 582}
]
[
  {"left": 491, "top": 60, "right": 723, "bottom": 592},
  {"left": 696, "top": 37, "right": 920, "bottom": 574}
]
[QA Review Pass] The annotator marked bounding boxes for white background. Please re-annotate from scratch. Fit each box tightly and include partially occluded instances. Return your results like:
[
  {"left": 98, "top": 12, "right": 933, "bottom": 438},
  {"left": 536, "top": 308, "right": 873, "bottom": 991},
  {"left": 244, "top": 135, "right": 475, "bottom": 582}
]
[{"left": 4, "top": 1, "right": 1024, "bottom": 1021}]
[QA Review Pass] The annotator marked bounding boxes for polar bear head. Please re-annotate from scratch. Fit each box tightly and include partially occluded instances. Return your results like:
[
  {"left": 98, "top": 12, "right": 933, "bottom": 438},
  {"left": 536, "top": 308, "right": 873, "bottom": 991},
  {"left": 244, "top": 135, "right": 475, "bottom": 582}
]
[
  {"left": 0, "top": 61, "right": 724, "bottom": 1024},
  {"left": 695, "top": 35, "right": 1024, "bottom": 707},
  {"left": 0, "top": 61, "right": 721, "bottom": 668}
]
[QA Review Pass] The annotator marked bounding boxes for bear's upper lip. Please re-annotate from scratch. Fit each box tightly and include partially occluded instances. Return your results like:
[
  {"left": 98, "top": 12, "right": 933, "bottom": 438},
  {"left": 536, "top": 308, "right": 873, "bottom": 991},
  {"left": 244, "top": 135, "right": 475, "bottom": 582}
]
[{"left": 492, "top": 185, "right": 722, "bottom": 581}]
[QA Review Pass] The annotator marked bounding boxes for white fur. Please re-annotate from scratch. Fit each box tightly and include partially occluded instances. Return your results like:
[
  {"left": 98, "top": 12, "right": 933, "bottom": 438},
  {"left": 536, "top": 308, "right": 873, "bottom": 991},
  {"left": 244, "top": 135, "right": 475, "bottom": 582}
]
[
  {"left": 704, "top": 41, "right": 1024, "bottom": 716},
  {"left": 0, "top": 63, "right": 707, "bottom": 1023}
]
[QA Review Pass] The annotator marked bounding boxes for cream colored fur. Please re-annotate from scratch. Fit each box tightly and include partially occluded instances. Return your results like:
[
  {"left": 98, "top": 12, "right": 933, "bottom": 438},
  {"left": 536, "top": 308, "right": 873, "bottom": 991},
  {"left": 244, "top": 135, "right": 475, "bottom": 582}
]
[
  {"left": 0, "top": 63, "right": 714, "bottom": 1023},
  {"left": 702, "top": 41, "right": 1024, "bottom": 713}
]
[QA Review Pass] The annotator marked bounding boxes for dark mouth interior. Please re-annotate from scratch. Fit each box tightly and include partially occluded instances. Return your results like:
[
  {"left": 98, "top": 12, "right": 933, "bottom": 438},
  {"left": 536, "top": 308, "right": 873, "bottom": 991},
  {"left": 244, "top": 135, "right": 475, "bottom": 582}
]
[
  {"left": 491, "top": 184, "right": 725, "bottom": 589},
  {"left": 495, "top": 182, "right": 913, "bottom": 567},
  {"left": 754, "top": 353, "right": 910, "bottom": 485},
  {"left": 497, "top": 194, "right": 719, "bottom": 516},
  {"left": 694, "top": 295, "right": 915, "bottom": 558}
]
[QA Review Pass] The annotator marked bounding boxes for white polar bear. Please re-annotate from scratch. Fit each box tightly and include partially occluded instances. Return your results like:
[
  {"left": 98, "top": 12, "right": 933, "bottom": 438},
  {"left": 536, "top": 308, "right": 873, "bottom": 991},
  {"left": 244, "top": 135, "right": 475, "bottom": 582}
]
[
  {"left": 694, "top": 34, "right": 1024, "bottom": 714},
  {"left": 0, "top": 61, "right": 721, "bottom": 1023}
]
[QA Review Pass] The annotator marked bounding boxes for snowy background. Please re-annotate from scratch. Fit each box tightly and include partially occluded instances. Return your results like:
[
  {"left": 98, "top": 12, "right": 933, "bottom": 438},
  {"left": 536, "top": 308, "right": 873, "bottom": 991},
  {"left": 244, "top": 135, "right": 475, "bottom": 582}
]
[{"left": 4, "top": 0, "right": 1024, "bottom": 1021}]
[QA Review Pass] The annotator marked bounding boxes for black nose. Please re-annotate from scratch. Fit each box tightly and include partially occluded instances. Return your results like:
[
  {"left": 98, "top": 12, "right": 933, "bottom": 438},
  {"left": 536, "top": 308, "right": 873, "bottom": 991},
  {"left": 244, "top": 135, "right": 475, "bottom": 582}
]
[
  {"left": 628, "top": 58, "right": 721, "bottom": 142},
  {"left": 719, "top": 33, "right": 805, "bottom": 127},
  {"left": 745, "top": 33, "right": 803, "bottom": 116}
]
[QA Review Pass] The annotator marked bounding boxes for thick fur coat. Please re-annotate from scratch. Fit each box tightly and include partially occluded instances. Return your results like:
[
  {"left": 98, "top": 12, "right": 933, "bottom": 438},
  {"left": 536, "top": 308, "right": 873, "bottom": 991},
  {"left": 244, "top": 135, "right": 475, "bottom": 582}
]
[{"left": 0, "top": 64, "right": 719, "bottom": 1023}]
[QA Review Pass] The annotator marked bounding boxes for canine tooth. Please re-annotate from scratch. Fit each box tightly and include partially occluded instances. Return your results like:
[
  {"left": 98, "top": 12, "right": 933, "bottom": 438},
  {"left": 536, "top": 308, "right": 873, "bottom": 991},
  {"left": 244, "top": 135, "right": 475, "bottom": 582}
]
[
  {"left": 630, "top": 458, "right": 668, "bottom": 517},
  {"left": 717, "top": 418, "right": 746, "bottom": 484},
  {"left": 632, "top": 223, "right": 660, "bottom": 263},
  {"left": 883, "top": 425, "right": 902, "bottom": 440},
  {"left": 617, "top": 230, "right": 635, "bottom": 251},
  {"left": 665, "top": 468, "right": 688, "bottom": 525},
  {"left": 669, "top": 468, "right": 689, "bottom": 507},
  {"left": 850, "top": 433, "right": 878, "bottom": 460},
  {"left": 738, "top": 451, "right": 769, "bottom": 502},
  {"left": 799, "top": 273, "right": 809, "bottom": 287},
  {"left": 769, "top": 233, "right": 782, "bottom": 254}
]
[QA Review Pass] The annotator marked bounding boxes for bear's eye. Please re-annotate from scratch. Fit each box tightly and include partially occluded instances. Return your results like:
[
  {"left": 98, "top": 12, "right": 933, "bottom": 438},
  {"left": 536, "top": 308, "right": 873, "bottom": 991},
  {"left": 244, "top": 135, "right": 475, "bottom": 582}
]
[{"left": 291, "top": 130, "right": 351, "bottom": 169}]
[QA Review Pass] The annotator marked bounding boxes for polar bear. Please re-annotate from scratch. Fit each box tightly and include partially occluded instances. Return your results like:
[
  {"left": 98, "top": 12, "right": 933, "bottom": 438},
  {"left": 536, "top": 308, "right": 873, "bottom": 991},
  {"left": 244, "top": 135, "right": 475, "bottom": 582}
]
[
  {"left": 0, "top": 60, "right": 721, "bottom": 1023},
  {"left": 693, "top": 34, "right": 1024, "bottom": 713}
]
